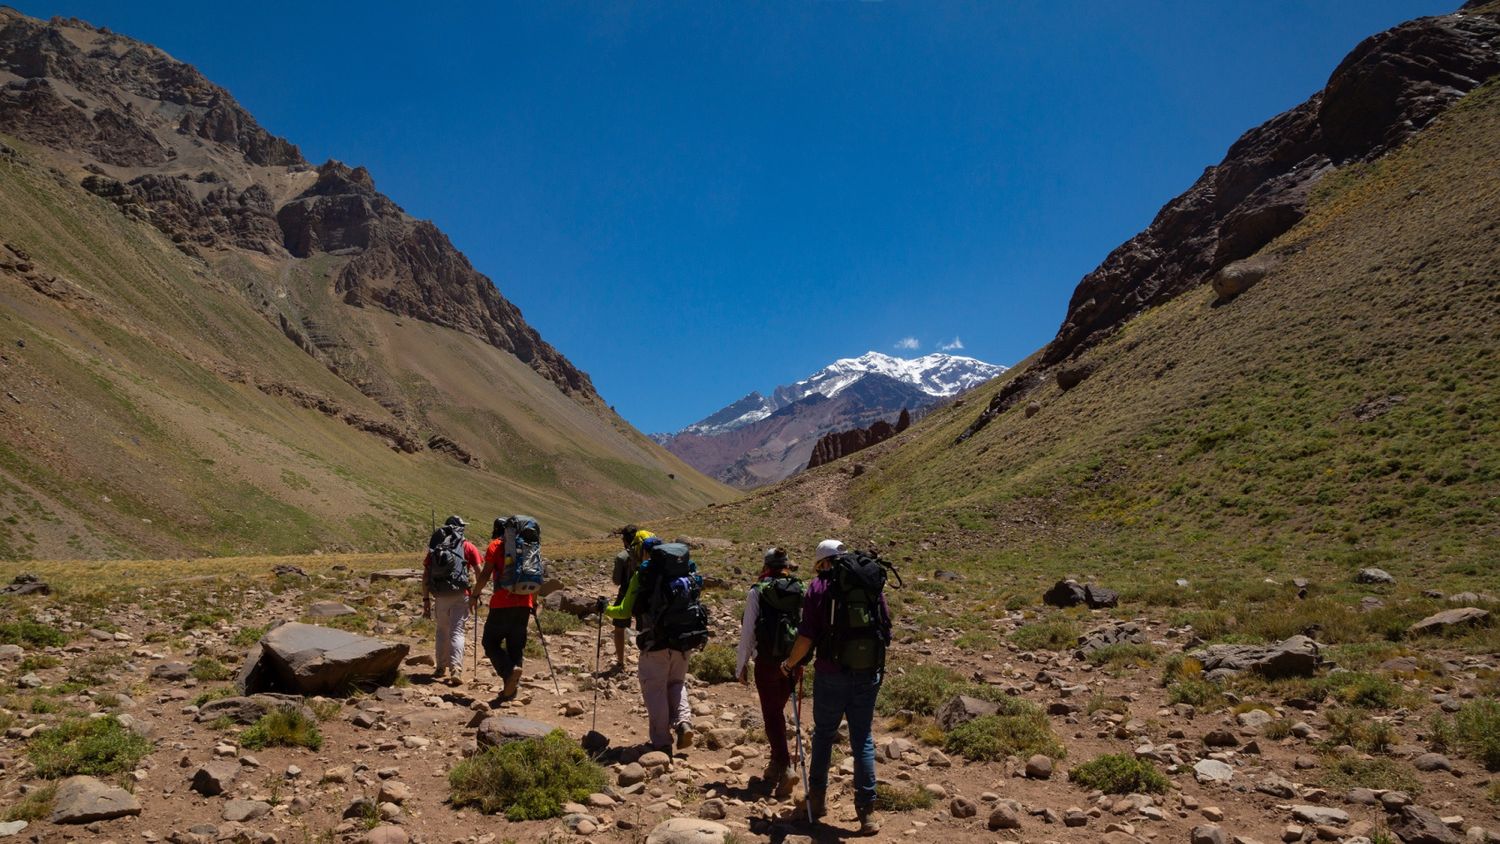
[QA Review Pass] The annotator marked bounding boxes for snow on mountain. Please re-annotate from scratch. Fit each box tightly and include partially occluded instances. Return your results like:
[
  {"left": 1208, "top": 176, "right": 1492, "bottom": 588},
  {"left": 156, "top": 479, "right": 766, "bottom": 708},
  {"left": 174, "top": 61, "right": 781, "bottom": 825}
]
[{"left": 676, "top": 352, "right": 1006, "bottom": 437}]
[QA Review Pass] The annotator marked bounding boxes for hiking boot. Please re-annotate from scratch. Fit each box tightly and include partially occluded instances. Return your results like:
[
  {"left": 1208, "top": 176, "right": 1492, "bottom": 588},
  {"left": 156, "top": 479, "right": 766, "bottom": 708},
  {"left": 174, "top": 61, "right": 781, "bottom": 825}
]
[
  {"left": 499, "top": 667, "right": 521, "bottom": 701},
  {"left": 432, "top": 666, "right": 447, "bottom": 680},
  {"left": 775, "top": 769, "right": 798, "bottom": 801},
  {"left": 759, "top": 759, "right": 787, "bottom": 791},
  {"left": 804, "top": 790, "right": 826, "bottom": 821},
  {"left": 674, "top": 722, "right": 694, "bottom": 750},
  {"left": 856, "top": 807, "right": 880, "bottom": 836}
]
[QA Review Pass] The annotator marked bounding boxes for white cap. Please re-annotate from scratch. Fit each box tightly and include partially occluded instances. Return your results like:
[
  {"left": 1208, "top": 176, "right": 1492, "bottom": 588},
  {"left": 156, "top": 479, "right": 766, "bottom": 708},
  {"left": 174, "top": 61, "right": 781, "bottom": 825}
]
[{"left": 814, "top": 539, "right": 846, "bottom": 562}]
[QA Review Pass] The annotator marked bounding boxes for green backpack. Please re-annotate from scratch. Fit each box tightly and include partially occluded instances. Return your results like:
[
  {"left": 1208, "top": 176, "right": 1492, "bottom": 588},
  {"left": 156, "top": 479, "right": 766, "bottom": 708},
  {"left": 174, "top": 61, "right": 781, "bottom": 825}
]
[
  {"left": 819, "top": 552, "right": 900, "bottom": 672},
  {"left": 753, "top": 576, "right": 805, "bottom": 661}
]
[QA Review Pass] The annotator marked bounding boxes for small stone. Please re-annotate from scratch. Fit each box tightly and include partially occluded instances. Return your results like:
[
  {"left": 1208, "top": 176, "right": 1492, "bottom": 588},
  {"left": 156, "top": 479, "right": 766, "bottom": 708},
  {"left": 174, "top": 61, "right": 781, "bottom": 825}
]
[
  {"left": 988, "top": 805, "right": 1022, "bottom": 830},
  {"left": 377, "top": 781, "right": 411, "bottom": 805},
  {"left": 190, "top": 762, "right": 239, "bottom": 796},
  {"left": 1194, "top": 759, "right": 1233, "bottom": 783},
  {"left": 619, "top": 763, "right": 647, "bottom": 786},
  {"left": 1202, "top": 806, "right": 1224, "bottom": 821},
  {"left": 1064, "top": 808, "right": 1088, "bottom": 827},
  {"left": 950, "top": 796, "right": 977, "bottom": 819},
  {"left": 1025, "top": 754, "right": 1053, "bottom": 779},
  {"left": 923, "top": 783, "right": 947, "bottom": 799},
  {"left": 1291, "top": 806, "right": 1348, "bottom": 826},
  {"left": 1413, "top": 752, "right": 1452, "bottom": 772},
  {"left": 1191, "top": 825, "right": 1228, "bottom": 844},
  {"left": 221, "top": 799, "right": 271, "bottom": 822},
  {"left": 697, "top": 798, "right": 727, "bottom": 820}
]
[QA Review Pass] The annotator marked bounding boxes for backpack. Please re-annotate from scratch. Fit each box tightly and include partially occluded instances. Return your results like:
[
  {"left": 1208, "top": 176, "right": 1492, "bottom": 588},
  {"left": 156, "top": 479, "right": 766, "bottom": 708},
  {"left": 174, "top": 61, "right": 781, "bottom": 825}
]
[
  {"left": 426, "top": 524, "right": 471, "bottom": 594},
  {"left": 498, "top": 515, "right": 545, "bottom": 595},
  {"left": 635, "top": 542, "right": 710, "bottom": 652},
  {"left": 754, "top": 576, "right": 805, "bottom": 661},
  {"left": 819, "top": 551, "right": 901, "bottom": 672}
]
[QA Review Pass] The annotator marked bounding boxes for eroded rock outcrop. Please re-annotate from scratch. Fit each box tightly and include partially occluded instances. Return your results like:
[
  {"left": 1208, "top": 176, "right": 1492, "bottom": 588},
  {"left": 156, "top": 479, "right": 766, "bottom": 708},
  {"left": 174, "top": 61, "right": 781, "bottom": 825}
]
[{"left": 806, "top": 408, "right": 911, "bottom": 470}]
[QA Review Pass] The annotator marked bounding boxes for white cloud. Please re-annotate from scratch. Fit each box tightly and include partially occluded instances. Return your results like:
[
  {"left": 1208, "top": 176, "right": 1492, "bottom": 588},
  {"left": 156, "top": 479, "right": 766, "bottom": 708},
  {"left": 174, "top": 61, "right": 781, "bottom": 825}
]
[
  {"left": 893, "top": 337, "right": 920, "bottom": 351},
  {"left": 938, "top": 337, "right": 964, "bottom": 352}
]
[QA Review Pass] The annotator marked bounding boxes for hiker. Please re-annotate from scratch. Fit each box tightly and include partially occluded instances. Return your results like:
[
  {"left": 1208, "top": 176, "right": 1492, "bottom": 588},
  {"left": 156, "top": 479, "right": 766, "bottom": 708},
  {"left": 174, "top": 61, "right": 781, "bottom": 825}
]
[
  {"left": 609, "top": 524, "right": 655, "bottom": 673},
  {"left": 469, "top": 517, "right": 537, "bottom": 703},
  {"left": 780, "top": 539, "right": 893, "bottom": 835},
  {"left": 734, "top": 547, "right": 804, "bottom": 796},
  {"left": 604, "top": 539, "right": 710, "bottom": 753},
  {"left": 422, "top": 515, "right": 483, "bottom": 686}
]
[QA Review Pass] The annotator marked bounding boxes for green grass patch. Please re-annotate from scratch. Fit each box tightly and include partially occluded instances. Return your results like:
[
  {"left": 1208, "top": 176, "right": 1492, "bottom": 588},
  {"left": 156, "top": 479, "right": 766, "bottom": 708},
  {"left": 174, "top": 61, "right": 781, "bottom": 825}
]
[
  {"left": 1009, "top": 619, "right": 1080, "bottom": 651},
  {"left": 190, "top": 657, "right": 232, "bottom": 682},
  {"left": 878, "top": 664, "right": 964, "bottom": 716},
  {"left": 873, "top": 783, "right": 934, "bottom": 812},
  {"left": 28, "top": 716, "right": 152, "bottom": 778},
  {"left": 232, "top": 625, "right": 268, "bottom": 647},
  {"left": 239, "top": 706, "right": 323, "bottom": 751},
  {"left": 19, "top": 654, "right": 60, "bottom": 671},
  {"left": 1453, "top": 698, "right": 1500, "bottom": 771},
  {"left": 943, "top": 709, "right": 1064, "bottom": 762},
  {"left": 448, "top": 729, "right": 606, "bottom": 820},
  {"left": 191, "top": 687, "right": 236, "bottom": 708},
  {"left": 0, "top": 619, "right": 67, "bottom": 647},
  {"left": 688, "top": 644, "right": 737, "bottom": 684},
  {"left": 536, "top": 609, "right": 582, "bottom": 635},
  {"left": 2, "top": 783, "right": 55, "bottom": 822},
  {"left": 1085, "top": 643, "right": 1158, "bottom": 668},
  {"left": 1068, "top": 753, "right": 1171, "bottom": 794},
  {"left": 1319, "top": 755, "right": 1420, "bottom": 795},
  {"left": 1167, "top": 678, "right": 1224, "bottom": 710}
]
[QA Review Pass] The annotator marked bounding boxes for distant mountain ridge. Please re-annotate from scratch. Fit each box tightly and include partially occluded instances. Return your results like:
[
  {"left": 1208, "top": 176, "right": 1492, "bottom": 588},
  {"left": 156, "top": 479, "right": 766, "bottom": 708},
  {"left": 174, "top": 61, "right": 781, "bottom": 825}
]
[{"left": 656, "top": 352, "right": 1006, "bottom": 487}]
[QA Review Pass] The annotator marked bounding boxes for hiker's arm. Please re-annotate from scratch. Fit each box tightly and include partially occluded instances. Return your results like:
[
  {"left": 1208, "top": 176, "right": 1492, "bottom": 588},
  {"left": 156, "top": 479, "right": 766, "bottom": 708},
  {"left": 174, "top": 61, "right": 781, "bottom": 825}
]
[
  {"left": 470, "top": 561, "right": 495, "bottom": 607},
  {"left": 780, "top": 635, "right": 814, "bottom": 675},
  {"left": 604, "top": 572, "right": 641, "bottom": 620},
  {"left": 735, "top": 587, "right": 759, "bottom": 681},
  {"left": 421, "top": 552, "right": 432, "bottom": 617}
]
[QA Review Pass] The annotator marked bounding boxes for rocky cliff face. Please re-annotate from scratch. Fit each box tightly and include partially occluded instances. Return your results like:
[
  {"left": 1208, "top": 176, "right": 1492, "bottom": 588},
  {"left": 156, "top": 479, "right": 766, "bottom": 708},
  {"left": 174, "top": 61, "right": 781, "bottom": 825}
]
[
  {"left": 963, "top": 3, "right": 1500, "bottom": 440},
  {"left": 0, "top": 7, "right": 598, "bottom": 406},
  {"left": 805, "top": 408, "right": 911, "bottom": 471}
]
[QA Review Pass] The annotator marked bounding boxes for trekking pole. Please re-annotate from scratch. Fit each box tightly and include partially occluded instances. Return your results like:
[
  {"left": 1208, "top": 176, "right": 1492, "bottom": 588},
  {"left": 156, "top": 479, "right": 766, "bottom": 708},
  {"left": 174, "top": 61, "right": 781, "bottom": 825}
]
[
  {"left": 592, "top": 609, "right": 604, "bottom": 732},
  {"left": 530, "top": 606, "right": 563, "bottom": 696},
  {"left": 793, "top": 667, "right": 811, "bottom": 824}
]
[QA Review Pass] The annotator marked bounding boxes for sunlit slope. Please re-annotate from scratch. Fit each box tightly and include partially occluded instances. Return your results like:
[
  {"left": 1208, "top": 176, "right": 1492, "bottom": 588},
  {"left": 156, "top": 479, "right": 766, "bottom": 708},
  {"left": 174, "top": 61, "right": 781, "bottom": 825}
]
[
  {"left": 673, "top": 82, "right": 1499, "bottom": 585},
  {"left": 0, "top": 139, "right": 732, "bottom": 560}
]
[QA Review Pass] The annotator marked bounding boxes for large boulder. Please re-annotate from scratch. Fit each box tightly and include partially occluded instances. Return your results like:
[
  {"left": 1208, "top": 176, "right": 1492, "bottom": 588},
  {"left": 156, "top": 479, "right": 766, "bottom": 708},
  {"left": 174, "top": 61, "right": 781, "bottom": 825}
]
[
  {"left": 1389, "top": 804, "right": 1462, "bottom": 844},
  {"left": 645, "top": 818, "right": 730, "bottom": 844},
  {"left": 195, "top": 693, "right": 314, "bottom": 725},
  {"left": 49, "top": 776, "right": 141, "bottom": 824},
  {"left": 1074, "top": 621, "right": 1146, "bottom": 660},
  {"left": 544, "top": 591, "right": 600, "bottom": 618},
  {"left": 238, "top": 622, "right": 407, "bottom": 696},
  {"left": 0, "top": 573, "right": 49, "bottom": 596},
  {"left": 1190, "top": 635, "right": 1322, "bottom": 681},
  {"left": 369, "top": 568, "right": 422, "bottom": 582},
  {"left": 476, "top": 716, "right": 557, "bottom": 748},
  {"left": 936, "top": 695, "right": 1001, "bottom": 731},
  {"left": 1407, "top": 607, "right": 1489, "bottom": 637},
  {"left": 1043, "top": 579, "right": 1118, "bottom": 609}
]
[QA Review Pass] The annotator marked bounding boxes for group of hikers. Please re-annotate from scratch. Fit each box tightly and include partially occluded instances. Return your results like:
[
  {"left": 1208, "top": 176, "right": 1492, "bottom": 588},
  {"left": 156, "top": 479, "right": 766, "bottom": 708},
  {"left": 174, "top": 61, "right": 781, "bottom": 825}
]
[{"left": 418, "top": 516, "right": 897, "bottom": 835}]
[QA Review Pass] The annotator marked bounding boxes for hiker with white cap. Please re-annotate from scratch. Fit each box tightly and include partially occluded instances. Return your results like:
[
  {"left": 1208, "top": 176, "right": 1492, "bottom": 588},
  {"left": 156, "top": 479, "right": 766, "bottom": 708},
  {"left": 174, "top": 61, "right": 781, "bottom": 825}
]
[
  {"left": 780, "top": 538, "right": 896, "bottom": 835},
  {"left": 734, "top": 547, "right": 804, "bottom": 797}
]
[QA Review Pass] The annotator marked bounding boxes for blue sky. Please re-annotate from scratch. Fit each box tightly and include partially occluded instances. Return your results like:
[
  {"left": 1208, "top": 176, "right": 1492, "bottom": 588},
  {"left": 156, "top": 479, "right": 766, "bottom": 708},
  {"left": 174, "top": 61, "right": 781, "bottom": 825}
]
[{"left": 20, "top": 1, "right": 1453, "bottom": 432}]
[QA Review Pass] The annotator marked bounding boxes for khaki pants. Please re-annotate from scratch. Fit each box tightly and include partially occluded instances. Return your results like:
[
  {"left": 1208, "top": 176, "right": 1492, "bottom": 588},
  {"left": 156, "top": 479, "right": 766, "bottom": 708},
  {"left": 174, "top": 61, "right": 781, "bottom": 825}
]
[
  {"left": 433, "top": 592, "right": 470, "bottom": 673},
  {"left": 637, "top": 647, "right": 691, "bottom": 748}
]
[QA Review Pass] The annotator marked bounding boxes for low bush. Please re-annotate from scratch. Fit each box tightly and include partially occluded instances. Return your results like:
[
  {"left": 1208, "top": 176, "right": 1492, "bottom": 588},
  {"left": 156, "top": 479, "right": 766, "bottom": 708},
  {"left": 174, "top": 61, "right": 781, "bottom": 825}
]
[
  {"left": 1453, "top": 698, "right": 1500, "bottom": 771},
  {"left": 1008, "top": 619, "right": 1080, "bottom": 651},
  {"left": 1262, "top": 719, "right": 1294, "bottom": 740},
  {"left": 19, "top": 655, "right": 60, "bottom": 671},
  {"left": 190, "top": 657, "right": 232, "bottom": 682},
  {"left": 240, "top": 706, "right": 323, "bottom": 751},
  {"left": 943, "top": 710, "right": 1063, "bottom": 762},
  {"left": 873, "top": 783, "right": 933, "bottom": 812},
  {"left": 688, "top": 645, "right": 738, "bottom": 684},
  {"left": 0, "top": 619, "right": 67, "bottom": 647},
  {"left": 28, "top": 717, "right": 152, "bottom": 778},
  {"left": 1086, "top": 643, "right": 1158, "bottom": 668},
  {"left": 1319, "top": 755, "right": 1420, "bottom": 795},
  {"left": 308, "top": 698, "right": 343, "bottom": 721},
  {"left": 537, "top": 609, "right": 581, "bottom": 635},
  {"left": 449, "top": 730, "right": 606, "bottom": 820},
  {"left": 1160, "top": 654, "right": 1204, "bottom": 686},
  {"left": 1068, "top": 753, "right": 1170, "bottom": 794},
  {"left": 1167, "top": 678, "right": 1224, "bottom": 710},
  {"left": 877, "top": 664, "right": 964, "bottom": 716},
  {"left": 191, "top": 687, "right": 235, "bottom": 708},
  {"left": 2, "top": 783, "right": 55, "bottom": 822},
  {"left": 232, "top": 625, "right": 268, "bottom": 647}
]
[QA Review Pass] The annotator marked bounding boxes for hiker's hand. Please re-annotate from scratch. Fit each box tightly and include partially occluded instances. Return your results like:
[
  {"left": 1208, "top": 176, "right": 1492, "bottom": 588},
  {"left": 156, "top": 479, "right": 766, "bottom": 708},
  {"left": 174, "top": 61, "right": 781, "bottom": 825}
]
[
  {"left": 738, "top": 668, "right": 749, "bottom": 685},
  {"left": 595, "top": 596, "right": 607, "bottom": 614},
  {"left": 422, "top": 601, "right": 432, "bottom": 620}
]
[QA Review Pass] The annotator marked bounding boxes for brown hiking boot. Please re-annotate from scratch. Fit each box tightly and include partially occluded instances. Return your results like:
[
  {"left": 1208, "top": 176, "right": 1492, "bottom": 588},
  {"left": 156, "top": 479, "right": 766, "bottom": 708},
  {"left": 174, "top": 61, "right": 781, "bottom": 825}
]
[
  {"left": 856, "top": 807, "right": 881, "bottom": 836},
  {"left": 499, "top": 667, "right": 521, "bottom": 701},
  {"left": 805, "top": 790, "right": 825, "bottom": 821},
  {"left": 674, "top": 721, "right": 694, "bottom": 749},
  {"left": 775, "top": 769, "right": 798, "bottom": 800}
]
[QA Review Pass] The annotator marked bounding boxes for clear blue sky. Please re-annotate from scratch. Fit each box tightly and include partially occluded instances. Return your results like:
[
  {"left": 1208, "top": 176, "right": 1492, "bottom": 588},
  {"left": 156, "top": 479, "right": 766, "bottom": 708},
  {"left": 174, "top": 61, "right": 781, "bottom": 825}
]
[{"left": 19, "top": 0, "right": 1454, "bottom": 433}]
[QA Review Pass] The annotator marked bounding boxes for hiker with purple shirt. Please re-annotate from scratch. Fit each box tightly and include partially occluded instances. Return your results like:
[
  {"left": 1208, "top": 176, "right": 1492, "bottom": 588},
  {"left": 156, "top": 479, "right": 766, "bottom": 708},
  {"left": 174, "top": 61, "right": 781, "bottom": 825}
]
[{"left": 779, "top": 538, "right": 893, "bottom": 836}]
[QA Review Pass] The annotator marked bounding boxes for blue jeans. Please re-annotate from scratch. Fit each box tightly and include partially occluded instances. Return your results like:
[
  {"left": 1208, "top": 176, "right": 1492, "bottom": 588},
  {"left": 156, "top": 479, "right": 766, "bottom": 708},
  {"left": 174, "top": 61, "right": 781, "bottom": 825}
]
[{"left": 808, "top": 669, "right": 881, "bottom": 811}]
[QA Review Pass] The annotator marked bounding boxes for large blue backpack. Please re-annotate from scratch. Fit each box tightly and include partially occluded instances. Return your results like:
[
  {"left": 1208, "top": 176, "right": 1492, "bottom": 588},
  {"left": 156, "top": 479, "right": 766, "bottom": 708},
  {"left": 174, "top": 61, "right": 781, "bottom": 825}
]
[{"left": 497, "top": 515, "right": 544, "bottom": 595}]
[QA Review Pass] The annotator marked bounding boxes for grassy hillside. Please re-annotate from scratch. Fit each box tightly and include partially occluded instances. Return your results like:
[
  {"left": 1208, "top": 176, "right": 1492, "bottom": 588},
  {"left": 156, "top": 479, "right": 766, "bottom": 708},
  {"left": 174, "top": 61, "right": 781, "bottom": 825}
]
[
  {"left": 0, "top": 138, "right": 734, "bottom": 561},
  {"left": 667, "top": 81, "right": 1500, "bottom": 604}
]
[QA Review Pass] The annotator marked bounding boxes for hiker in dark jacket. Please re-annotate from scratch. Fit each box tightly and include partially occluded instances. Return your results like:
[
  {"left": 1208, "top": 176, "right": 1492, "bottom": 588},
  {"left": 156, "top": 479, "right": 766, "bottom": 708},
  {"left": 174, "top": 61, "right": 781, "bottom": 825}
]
[
  {"left": 780, "top": 539, "right": 890, "bottom": 835},
  {"left": 608, "top": 524, "right": 654, "bottom": 673},
  {"left": 735, "top": 547, "right": 801, "bottom": 797},
  {"left": 422, "top": 515, "right": 483, "bottom": 686},
  {"left": 604, "top": 539, "right": 697, "bottom": 754}
]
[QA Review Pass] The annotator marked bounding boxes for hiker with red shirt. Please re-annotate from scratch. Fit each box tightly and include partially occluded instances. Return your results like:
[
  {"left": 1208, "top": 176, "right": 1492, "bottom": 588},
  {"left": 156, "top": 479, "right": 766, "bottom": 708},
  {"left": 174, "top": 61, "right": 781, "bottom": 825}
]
[
  {"left": 469, "top": 517, "right": 536, "bottom": 704},
  {"left": 422, "top": 515, "right": 483, "bottom": 687}
]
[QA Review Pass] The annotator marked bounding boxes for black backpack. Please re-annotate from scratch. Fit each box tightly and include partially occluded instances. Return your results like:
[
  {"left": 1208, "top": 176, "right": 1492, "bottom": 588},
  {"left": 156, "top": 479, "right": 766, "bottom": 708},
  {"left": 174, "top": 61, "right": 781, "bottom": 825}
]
[
  {"left": 754, "top": 576, "right": 805, "bottom": 661},
  {"left": 426, "top": 524, "right": 470, "bottom": 594},
  {"left": 819, "top": 551, "right": 900, "bottom": 672},
  {"left": 636, "top": 542, "right": 710, "bottom": 653}
]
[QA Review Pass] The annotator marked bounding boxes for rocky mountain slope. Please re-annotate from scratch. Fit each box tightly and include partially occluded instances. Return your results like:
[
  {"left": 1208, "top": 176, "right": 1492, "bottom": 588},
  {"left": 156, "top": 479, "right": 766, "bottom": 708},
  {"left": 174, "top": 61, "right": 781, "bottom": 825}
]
[
  {"left": 0, "top": 8, "right": 734, "bottom": 559},
  {"left": 656, "top": 352, "right": 1005, "bottom": 488}
]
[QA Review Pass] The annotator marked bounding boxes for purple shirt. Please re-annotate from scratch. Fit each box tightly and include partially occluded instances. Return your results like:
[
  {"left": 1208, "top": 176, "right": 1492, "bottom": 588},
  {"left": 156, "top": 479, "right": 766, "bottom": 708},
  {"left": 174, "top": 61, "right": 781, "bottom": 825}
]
[{"left": 797, "top": 571, "right": 891, "bottom": 674}]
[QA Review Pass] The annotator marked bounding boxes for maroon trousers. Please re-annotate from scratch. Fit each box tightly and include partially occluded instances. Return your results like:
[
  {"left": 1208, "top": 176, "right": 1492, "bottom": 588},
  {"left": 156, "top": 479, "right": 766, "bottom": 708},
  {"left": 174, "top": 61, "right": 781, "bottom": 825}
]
[{"left": 754, "top": 657, "right": 795, "bottom": 765}]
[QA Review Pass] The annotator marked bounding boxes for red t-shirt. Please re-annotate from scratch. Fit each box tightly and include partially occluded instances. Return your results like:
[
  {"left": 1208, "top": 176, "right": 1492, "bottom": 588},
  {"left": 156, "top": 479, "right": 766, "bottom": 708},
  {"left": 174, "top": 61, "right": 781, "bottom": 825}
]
[
  {"left": 422, "top": 540, "right": 483, "bottom": 597},
  {"left": 485, "top": 538, "right": 536, "bottom": 610}
]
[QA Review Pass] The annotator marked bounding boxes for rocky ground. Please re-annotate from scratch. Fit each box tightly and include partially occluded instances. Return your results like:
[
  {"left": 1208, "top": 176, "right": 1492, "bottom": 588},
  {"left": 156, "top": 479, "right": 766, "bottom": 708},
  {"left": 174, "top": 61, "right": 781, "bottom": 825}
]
[{"left": 0, "top": 557, "right": 1496, "bottom": 844}]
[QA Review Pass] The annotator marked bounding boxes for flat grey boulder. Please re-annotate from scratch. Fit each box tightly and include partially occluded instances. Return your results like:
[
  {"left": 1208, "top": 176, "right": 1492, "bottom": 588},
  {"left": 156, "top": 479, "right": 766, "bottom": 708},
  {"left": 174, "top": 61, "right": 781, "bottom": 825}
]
[
  {"left": 195, "top": 693, "right": 312, "bottom": 725},
  {"left": 0, "top": 820, "right": 28, "bottom": 836},
  {"left": 1291, "top": 805, "right": 1348, "bottom": 826},
  {"left": 1193, "top": 759, "right": 1233, "bottom": 783},
  {"left": 307, "top": 600, "right": 358, "bottom": 618},
  {"left": 476, "top": 715, "right": 557, "bottom": 748},
  {"left": 936, "top": 694, "right": 1001, "bottom": 731},
  {"left": 1355, "top": 567, "right": 1395, "bottom": 584},
  {"left": 1390, "top": 804, "right": 1462, "bottom": 844},
  {"left": 49, "top": 775, "right": 142, "bottom": 824},
  {"left": 190, "top": 760, "right": 241, "bottom": 796},
  {"left": 645, "top": 818, "right": 730, "bottom": 844},
  {"left": 239, "top": 622, "right": 407, "bottom": 696},
  {"left": 1407, "top": 607, "right": 1489, "bottom": 637},
  {"left": 1191, "top": 634, "right": 1321, "bottom": 681},
  {"left": 222, "top": 798, "right": 272, "bottom": 822},
  {"left": 369, "top": 569, "right": 422, "bottom": 582},
  {"left": 1074, "top": 621, "right": 1146, "bottom": 659}
]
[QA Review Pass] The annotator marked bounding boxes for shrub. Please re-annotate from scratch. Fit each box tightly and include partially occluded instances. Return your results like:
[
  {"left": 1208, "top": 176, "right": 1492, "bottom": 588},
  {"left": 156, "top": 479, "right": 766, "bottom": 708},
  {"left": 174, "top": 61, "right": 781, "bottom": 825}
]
[
  {"left": 0, "top": 620, "right": 67, "bottom": 647},
  {"left": 955, "top": 631, "right": 997, "bottom": 651},
  {"left": 1453, "top": 699, "right": 1500, "bottom": 771},
  {"left": 190, "top": 657, "right": 232, "bottom": 682},
  {"left": 1319, "top": 755, "right": 1420, "bottom": 795},
  {"left": 1068, "top": 754, "right": 1170, "bottom": 794},
  {"left": 1009, "top": 619, "right": 1080, "bottom": 651},
  {"left": 1086, "top": 643, "right": 1158, "bottom": 668},
  {"left": 2, "top": 783, "right": 55, "bottom": 822},
  {"left": 449, "top": 730, "right": 606, "bottom": 820},
  {"left": 240, "top": 706, "right": 323, "bottom": 751},
  {"left": 28, "top": 717, "right": 152, "bottom": 778},
  {"left": 537, "top": 609, "right": 581, "bottom": 635},
  {"left": 877, "top": 664, "right": 963, "bottom": 716},
  {"left": 1329, "top": 672, "right": 1405, "bottom": 709},
  {"left": 1263, "top": 718, "right": 1294, "bottom": 740},
  {"left": 873, "top": 783, "right": 933, "bottom": 811},
  {"left": 688, "top": 645, "right": 737, "bottom": 684},
  {"left": 180, "top": 610, "right": 229, "bottom": 631},
  {"left": 19, "top": 655, "right": 60, "bottom": 671},
  {"left": 943, "top": 710, "right": 1064, "bottom": 762},
  {"left": 232, "top": 625, "right": 268, "bottom": 647},
  {"left": 1168, "top": 678, "right": 1224, "bottom": 710},
  {"left": 1160, "top": 654, "right": 1204, "bottom": 686},
  {"left": 1086, "top": 694, "right": 1129, "bottom": 716},
  {"left": 192, "top": 687, "right": 236, "bottom": 708},
  {"left": 308, "top": 698, "right": 343, "bottom": 721}
]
